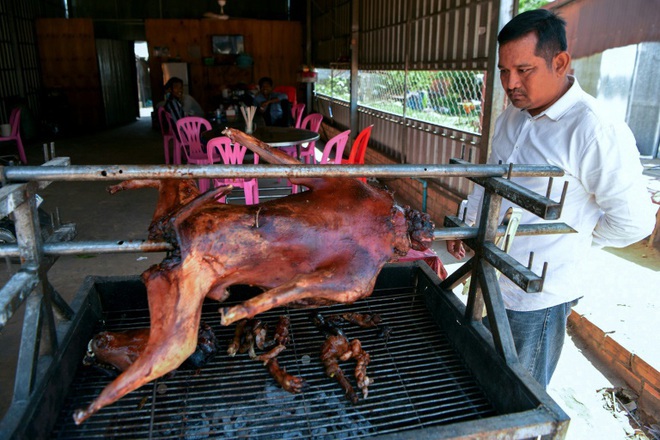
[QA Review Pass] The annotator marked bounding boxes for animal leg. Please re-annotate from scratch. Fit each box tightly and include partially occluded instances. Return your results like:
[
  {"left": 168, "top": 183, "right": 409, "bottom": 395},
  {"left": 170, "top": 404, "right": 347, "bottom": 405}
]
[
  {"left": 107, "top": 179, "right": 160, "bottom": 194},
  {"left": 73, "top": 262, "right": 210, "bottom": 424},
  {"left": 219, "top": 264, "right": 379, "bottom": 326}
]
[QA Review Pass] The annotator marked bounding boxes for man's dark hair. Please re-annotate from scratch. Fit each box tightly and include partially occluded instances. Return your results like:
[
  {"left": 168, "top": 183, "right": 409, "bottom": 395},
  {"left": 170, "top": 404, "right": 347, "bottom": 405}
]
[
  {"left": 164, "top": 76, "right": 184, "bottom": 91},
  {"left": 258, "top": 77, "right": 273, "bottom": 88},
  {"left": 498, "top": 9, "right": 567, "bottom": 65}
]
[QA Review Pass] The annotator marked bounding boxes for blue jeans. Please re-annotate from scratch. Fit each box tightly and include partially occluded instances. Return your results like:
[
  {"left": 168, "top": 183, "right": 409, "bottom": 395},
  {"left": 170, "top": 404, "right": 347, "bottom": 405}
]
[{"left": 487, "top": 299, "right": 578, "bottom": 389}]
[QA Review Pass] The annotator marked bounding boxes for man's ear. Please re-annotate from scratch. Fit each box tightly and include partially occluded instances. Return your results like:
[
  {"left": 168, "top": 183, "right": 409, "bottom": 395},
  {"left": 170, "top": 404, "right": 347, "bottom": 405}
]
[{"left": 554, "top": 51, "right": 571, "bottom": 75}]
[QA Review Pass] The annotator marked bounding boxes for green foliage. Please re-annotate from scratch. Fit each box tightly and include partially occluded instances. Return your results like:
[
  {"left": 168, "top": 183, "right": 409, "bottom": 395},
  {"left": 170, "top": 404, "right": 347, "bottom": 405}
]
[
  {"left": 316, "top": 67, "right": 483, "bottom": 134},
  {"left": 518, "top": 0, "right": 553, "bottom": 13}
]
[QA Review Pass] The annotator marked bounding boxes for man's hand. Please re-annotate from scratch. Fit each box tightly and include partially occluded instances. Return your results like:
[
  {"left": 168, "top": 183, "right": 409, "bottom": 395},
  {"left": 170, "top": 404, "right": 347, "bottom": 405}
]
[{"left": 446, "top": 240, "right": 466, "bottom": 260}]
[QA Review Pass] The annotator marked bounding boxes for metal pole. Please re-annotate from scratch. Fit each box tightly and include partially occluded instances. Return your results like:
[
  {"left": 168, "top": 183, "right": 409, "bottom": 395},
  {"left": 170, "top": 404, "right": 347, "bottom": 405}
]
[
  {"left": 0, "top": 222, "right": 575, "bottom": 258},
  {"left": 2, "top": 163, "right": 565, "bottom": 182},
  {"left": 349, "top": 0, "right": 359, "bottom": 137}
]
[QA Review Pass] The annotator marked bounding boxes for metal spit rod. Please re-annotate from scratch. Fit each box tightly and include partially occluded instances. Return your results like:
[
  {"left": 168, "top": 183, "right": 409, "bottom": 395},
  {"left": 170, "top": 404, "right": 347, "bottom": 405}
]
[
  {"left": 2, "top": 163, "right": 564, "bottom": 182},
  {"left": 0, "top": 223, "right": 575, "bottom": 258}
]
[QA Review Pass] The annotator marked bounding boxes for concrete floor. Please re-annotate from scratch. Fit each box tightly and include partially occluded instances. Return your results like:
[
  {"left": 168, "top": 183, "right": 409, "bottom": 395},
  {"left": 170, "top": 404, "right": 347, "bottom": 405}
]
[{"left": 0, "top": 115, "right": 658, "bottom": 438}]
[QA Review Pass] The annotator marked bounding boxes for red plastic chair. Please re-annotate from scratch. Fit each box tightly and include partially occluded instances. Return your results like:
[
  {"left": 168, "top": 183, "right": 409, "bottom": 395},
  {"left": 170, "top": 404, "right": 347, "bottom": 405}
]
[
  {"left": 292, "top": 103, "right": 305, "bottom": 129},
  {"left": 176, "top": 116, "right": 216, "bottom": 191},
  {"left": 273, "top": 85, "right": 297, "bottom": 106},
  {"left": 157, "top": 107, "right": 181, "bottom": 164},
  {"left": 207, "top": 136, "right": 260, "bottom": 205},
  {"left": 0, "top": 108, "right": 27, "bottom": 164},
  {"left": 297, "top": 113, "right": 324, "bottom": 164},
  {"left": 342, "top": 124, "right": 373, "bottom": 183}
]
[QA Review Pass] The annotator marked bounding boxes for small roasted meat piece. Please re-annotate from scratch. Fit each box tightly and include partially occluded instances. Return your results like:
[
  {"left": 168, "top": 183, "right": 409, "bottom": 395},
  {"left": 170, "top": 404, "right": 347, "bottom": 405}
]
[
  {"left": 256, "top": 316, "right": 291, "bottom": 364},
  {"left": 310, "top": 312, "right": 346, "bottom": 338},
  {"left": 238, "top": 320, "right": 258, "bottom": 359},
  {"left": 272, "top": 316, "right": 290, "bottom": 346},
  {"left": 320, "top": 335, "right": 372, "bottom": 403},
  {"left": 265, "top": 358, "right": 305, "bottom": 394},
  {"left": 256, "top": 344, "right": 286, "bottom": 364},
  {"left": 326, "top": 313, "right": 382, "bottom": 328},
  {"left": 252, "top": 320, "right": 268, "bottom": 350},
  {"left": 227, "top": 319, "right": 247, "bottom": 357},
  {"left": 326, "top": 312, "right": 391, "bottom": 342},
  {"left": 184, "top": 321, "right": 218, "bottom": 368},
  {"left": 84, "top": 322, "right": 218, "bottom": 373},
  {"left": 84, "top": 329, "right": 148, "bottom": 373}
]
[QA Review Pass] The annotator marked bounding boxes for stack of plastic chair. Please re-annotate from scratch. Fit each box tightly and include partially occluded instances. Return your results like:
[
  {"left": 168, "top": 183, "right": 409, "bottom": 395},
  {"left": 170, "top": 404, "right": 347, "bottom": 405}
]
[
  {"left": 157, "top": 107, "right": 181, "bottom": 164},
  {"left": 0, "top": 108, "right": 27, "bottom": 164},
  {"left": 292, "top": 103, "right": 305, "bottom": 128},
  {"left": 279, "top": 103, "right": 307, "bottom": 159},
  {"left": 176, "top": 116, "right": 217, "bottom": 191},
  {"left": 207, "top": 136, "right": 260, "bottom": 205},
  {"left": 273, "top": 85, "right": 297, "bottom": 106},
  {"left": 342, "top": 124, "right": 374, "bottom": 183},
  {"left": 297, "top": 113, "right": 324, "bottom": 164}
]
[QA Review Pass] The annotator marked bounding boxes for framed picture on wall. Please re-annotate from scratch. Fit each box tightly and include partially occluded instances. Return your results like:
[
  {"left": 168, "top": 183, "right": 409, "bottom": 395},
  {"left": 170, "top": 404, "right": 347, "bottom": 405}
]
[{"left": 212, "top": 35, "right": 244, "bottom": 55}]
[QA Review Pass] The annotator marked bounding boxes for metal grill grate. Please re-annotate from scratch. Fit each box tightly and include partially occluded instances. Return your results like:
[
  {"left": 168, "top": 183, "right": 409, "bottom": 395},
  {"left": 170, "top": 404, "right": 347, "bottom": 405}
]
[{"left": 50, "top": 283, "right": 498, "bottom": 439}]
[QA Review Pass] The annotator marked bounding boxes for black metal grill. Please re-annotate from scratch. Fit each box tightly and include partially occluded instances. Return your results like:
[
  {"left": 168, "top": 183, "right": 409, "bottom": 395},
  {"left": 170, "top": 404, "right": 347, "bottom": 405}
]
[{"left": 50, "top": 280, "right": 498, "bottom": 439}]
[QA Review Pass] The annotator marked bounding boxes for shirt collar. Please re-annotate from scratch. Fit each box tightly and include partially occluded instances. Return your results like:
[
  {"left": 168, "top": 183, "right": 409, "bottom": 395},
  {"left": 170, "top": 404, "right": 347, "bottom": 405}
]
[{"left": 526, "top": 75, "right": 582, "bottom": 121}]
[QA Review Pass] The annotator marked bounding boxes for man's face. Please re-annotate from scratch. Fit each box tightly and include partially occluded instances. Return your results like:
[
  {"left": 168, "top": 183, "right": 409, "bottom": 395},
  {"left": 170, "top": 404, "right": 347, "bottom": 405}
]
[
  {"left": 171, "top": 82, "right": 184, "bottom": 100},
  {"left": 261, "top": 82, "right": 273, "bottom": 96},
  {"left": 498, "top": 32, "right": 568, "bottom": 116}
]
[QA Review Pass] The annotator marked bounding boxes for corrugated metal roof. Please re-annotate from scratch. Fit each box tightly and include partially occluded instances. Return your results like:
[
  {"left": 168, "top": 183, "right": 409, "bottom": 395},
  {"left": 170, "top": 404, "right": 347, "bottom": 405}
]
[{"left": 547, "top": 0, "right": 660, "bottom": 59}]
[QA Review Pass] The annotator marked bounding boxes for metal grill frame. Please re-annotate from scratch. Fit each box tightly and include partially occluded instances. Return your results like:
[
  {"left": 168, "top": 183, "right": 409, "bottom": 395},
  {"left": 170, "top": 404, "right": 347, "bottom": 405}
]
[
  {"left": 26, "top": 263, "right": 570, "bottom": 439},
  {"left": 0, "top": 158, "right": 572, "bottom": 439}
]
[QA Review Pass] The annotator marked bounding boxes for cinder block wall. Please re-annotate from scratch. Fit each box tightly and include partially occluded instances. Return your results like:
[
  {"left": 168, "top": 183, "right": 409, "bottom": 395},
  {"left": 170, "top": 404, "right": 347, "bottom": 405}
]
[{"left": 568, "top": 312, "right": 660, "bottom": 423}]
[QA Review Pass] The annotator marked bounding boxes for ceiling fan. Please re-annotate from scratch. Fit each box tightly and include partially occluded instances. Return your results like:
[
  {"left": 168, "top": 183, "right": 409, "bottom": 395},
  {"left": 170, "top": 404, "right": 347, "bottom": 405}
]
[{"left": 204, "top": 0, "right": 229, "bottom": 20}]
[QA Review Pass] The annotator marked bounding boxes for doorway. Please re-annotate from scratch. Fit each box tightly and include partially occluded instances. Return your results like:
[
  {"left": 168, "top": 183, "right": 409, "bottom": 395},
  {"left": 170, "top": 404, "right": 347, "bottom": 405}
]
[{"left": 135, "top": 41, "right": 152, "bottom": 118}]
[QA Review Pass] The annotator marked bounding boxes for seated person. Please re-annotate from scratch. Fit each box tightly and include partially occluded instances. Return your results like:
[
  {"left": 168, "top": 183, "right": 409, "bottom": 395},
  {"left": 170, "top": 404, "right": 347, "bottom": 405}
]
[
  {"left": 183, "top": 94, "right": 204, "bottom": 117},
  {"left": 253, "top": 77, "right": 293, "bottom": 127},
  {"left": 163, "top": 77, "right": 203, "bottom": 124}
]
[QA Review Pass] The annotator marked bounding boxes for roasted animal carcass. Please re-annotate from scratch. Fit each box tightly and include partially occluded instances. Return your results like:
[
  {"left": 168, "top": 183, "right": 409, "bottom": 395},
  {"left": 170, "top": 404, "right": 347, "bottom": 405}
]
[{"left": 73, "top": 129, "right": 434, "bottom": 424}]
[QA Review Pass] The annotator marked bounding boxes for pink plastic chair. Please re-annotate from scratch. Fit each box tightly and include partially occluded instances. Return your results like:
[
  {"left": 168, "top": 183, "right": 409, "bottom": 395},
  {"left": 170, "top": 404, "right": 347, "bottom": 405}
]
[
  {"left": 342, "top": 125, "right": 373, "bottom": 183},
  {"left": 292, "top": 103, "right": 305, "bottom": 128},
  {"left": 292, "top": 129, "right": 350, "bottom": 194},
  {"left": 176, "top": 116, "right": 213, "bottom": 163},
  {"left": 157, "top": 107, "right": 181, "bottom": 164},
  {"left": 319, "top": 129, "right": 350, "bottom": 165},
  {"left": 297, "top": 113, "right": 324, "bottom": 164},
  {"left": 0, "top": 108, "right": 27, "bottom": 164},
  {"left": 207, "top": 136, "right": 260, "bottom": 205},
  {"left": 176, "top": 116, "right": 217, "bottom": 191}
]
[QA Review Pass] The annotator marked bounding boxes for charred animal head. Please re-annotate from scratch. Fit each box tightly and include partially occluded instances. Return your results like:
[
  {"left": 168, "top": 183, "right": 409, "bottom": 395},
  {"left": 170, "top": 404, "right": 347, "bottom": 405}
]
[{"left": 404, "top": 206, "right": 434, "bottom": 251}]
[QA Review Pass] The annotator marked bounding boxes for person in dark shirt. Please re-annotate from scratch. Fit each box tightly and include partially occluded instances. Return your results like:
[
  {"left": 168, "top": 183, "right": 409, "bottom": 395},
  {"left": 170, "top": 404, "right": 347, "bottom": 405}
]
[
  {"left": 253, "top": 77, "right": 293, "bottom": 127},
  {"left": 163, "top": 77, "right": 186, "bottom": 124}
]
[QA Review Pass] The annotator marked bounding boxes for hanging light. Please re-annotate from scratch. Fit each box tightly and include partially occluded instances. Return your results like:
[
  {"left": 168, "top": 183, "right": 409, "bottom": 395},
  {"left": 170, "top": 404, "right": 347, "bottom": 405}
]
[{"left": 204, "top": 0, "right": 229, "bottom": 20}]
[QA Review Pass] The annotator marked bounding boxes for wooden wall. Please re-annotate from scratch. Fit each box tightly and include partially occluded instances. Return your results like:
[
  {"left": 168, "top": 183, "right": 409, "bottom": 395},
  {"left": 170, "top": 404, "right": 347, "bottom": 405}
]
[
  {"left": 36, "top": 18, "right": 104, "bottom": 129},
  {"left": 145, "top": 18, "right": 303, "bottom": 112},
  {"left": 34, "top": 18, "right": 302, "bottom": 129}
]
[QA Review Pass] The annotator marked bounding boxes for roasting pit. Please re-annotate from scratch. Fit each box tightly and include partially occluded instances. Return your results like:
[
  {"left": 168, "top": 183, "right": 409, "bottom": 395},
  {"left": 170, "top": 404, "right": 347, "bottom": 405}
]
[{"left": 17, "top": 263, "right": 568, "bottom": 439}]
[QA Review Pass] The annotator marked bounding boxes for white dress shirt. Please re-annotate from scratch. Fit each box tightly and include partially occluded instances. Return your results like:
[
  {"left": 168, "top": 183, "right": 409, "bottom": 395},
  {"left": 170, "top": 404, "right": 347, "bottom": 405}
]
[{"left": 465, "top": 76, "right": 655, "bottom": 311}]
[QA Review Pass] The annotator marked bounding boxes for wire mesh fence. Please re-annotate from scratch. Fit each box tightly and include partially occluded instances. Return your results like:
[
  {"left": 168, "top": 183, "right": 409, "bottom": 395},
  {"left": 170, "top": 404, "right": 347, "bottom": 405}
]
[{"left": 315, "top": 68, "right": 485, "bottom": 134}]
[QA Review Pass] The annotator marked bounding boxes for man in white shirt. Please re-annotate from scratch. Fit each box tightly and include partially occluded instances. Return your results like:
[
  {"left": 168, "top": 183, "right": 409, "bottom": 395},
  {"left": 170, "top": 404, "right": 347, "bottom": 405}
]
[{"left": 447, "top": 9, "right": 656, "bottom": 388}]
